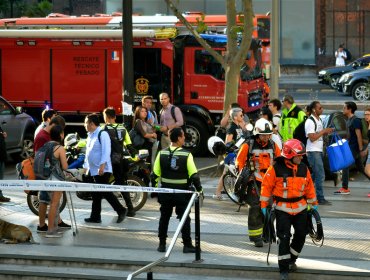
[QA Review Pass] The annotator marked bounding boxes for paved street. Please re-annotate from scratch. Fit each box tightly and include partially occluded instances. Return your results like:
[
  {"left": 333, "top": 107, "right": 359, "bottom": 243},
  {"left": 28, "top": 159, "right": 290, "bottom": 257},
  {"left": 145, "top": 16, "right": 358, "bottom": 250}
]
[{"left": 0, "top": 160, "right": 369, "bottom": 279}]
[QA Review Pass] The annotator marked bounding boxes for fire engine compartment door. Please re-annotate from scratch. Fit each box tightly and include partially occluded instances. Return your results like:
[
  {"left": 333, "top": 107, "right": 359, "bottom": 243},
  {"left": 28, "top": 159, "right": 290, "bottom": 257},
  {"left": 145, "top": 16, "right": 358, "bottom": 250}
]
[
  {"left": 1, "top": 48, "right": 50, "bottom": 107},
  {"left": 52, "top": 49, "right": 106, "bottom": 112},
  {"left": 183, "top": 48, "right": 225, "bottom": 111}
]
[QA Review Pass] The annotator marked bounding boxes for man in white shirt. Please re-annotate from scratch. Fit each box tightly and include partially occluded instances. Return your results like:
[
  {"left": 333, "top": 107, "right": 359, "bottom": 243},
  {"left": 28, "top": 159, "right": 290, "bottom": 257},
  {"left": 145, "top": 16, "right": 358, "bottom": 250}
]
[
  {"left": 335, "top": 45, "right": 347, "bottom": 66},
  {"left": 305, "top": 101, "right": 334, "bottom": 205}
]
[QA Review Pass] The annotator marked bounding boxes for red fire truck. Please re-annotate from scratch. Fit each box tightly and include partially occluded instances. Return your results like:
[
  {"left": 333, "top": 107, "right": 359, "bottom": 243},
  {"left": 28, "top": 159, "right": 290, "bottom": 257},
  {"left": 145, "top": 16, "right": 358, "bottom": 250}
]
[{"left": 0, "top": 18, "right": 269, "bottom": 155}]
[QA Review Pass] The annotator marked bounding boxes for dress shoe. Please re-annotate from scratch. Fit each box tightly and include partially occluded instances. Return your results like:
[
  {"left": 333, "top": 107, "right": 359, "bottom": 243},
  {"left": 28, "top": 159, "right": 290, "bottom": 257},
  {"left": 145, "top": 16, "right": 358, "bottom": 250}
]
[
  {"left": 0, "top": 196, "right": 11, "bottom": 202},
  {"left": 84, "top": 218, "right": 102, "bottom": 223},
  {"left": 117, "top": 208, "right": 127, "bottom": 223},
  {"left": 318, "top": 199, "right": 332, "bottom": 205}
]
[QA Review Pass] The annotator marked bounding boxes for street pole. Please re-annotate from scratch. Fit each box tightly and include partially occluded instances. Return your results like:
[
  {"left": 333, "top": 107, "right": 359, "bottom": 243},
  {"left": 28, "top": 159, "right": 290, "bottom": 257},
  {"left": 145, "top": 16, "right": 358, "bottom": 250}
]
[
  {"left": 270, "top": 0, "right": 280, "bottom": 99},
  {"left": 122, "top": 0, "right": 134, "bottom": 128}
]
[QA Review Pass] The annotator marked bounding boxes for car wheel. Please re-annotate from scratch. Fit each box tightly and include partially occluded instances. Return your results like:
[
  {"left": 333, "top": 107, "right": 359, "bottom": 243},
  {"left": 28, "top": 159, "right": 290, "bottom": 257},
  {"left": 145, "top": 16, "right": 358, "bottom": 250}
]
[
  {"left": 13, "top": 133, "right": 34, "bottom": 162},
  {"left": 329, "top": 75, "right": 340, "bottom": 89},
  {"left": 352, "top": 82, "right": 370, "bottom": 101}
]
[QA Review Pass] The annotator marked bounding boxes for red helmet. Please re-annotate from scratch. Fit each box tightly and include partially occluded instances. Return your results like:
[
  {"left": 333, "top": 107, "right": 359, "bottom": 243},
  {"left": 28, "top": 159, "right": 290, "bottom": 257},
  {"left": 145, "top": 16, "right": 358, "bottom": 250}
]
[{"left": 282, "top": 139, "right": 306, "bottom": 159}]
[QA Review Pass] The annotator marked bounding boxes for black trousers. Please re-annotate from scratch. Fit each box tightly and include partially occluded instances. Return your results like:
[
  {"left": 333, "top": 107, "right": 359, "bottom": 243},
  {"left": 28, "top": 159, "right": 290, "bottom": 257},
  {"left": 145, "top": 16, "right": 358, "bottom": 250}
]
[
  {"left": 245, "top": 181, "right": 264, "bottom": 242},
  {"left": 275, "top": 209, "right": 308, "bottom": 273},
  {"left": 112, "top": 161, "right": 134, "bottom": 210},
  {"left": 90, "top": 172, "right": 126, "bottom": 220},
  {"left": 157, "top": 193, "right": 192, "bottom": 244}
]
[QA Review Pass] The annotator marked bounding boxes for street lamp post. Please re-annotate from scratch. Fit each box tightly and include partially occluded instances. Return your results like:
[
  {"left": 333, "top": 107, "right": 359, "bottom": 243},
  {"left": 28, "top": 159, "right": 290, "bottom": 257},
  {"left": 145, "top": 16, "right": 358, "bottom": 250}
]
[{"left": 122, "top": 0, "right": 134, "bottom": 127}]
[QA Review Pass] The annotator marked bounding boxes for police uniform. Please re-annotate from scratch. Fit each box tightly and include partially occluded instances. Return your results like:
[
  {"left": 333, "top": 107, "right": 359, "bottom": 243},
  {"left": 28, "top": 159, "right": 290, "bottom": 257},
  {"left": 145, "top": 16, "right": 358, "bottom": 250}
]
[
  {"left": 102, "top": 123, "right": 135, "bottom": 215},
  {"left": 152, "top": 146, "right": 202, "bottom": 252}
]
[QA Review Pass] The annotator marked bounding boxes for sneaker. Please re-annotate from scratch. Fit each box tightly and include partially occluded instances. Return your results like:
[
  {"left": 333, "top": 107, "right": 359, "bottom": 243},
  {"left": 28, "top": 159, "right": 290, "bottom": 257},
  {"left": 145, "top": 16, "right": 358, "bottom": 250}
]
[
  {"left": 37, "top": 224, "right": 48, "bottom": 233},
  {"left": 334, "top": 187, "right": 350, "bottom": 195},
  {"left": 318, "top": 199, "right": 332, "bottom": 205},
  {"left": 368, "top": 193, "right": 370, "bottom": 198},
  {"left": 58, "top": 221, "right": 71, "bottom": 229},
  {"left": 45, "top": 231, "right": 63, "bottom": 238},
  {"left": 0, "top": 196, "right": 11, "bottom": 202}
]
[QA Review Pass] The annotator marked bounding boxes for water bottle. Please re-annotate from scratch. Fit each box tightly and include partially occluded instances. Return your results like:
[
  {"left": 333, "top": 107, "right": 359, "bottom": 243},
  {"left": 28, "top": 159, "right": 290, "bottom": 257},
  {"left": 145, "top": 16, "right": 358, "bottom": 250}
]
[{"left": 154, "top": 125, "right": 161, "bottom": 131}]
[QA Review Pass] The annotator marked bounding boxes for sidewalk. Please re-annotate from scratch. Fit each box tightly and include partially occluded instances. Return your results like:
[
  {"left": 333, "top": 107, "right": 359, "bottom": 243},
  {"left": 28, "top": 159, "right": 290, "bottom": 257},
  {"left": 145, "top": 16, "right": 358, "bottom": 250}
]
[{"left": 0, "top": 170, "right": 369, "bottom": 279}]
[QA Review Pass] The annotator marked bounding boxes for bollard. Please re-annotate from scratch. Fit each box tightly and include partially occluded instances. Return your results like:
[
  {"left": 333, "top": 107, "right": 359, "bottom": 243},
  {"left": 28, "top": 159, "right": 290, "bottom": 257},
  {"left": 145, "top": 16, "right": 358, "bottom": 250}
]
[{"left": 193, "top": 194, "right": 203, "bottom": 263}]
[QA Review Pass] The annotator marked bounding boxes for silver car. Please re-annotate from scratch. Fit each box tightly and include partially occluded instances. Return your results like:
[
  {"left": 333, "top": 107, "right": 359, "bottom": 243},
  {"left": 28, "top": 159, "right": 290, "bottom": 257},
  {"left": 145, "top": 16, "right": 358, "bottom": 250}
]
[{"left": 0, "top": 96, "right": 36, "bottom": 161}]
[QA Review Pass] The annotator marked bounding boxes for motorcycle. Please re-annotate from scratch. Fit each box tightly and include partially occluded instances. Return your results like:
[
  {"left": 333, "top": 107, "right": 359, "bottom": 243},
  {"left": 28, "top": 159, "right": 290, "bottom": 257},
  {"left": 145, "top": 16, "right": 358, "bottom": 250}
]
[{"left": 25, "top": 134, "right": 150, "bottom": 216}]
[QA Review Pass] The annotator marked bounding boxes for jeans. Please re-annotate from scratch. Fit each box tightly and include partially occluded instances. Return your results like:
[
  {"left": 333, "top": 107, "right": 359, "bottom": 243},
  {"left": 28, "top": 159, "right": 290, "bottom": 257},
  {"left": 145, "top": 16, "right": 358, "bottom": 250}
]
[{"left": 307, "top": 151, "right": 325, "bottom": 201}]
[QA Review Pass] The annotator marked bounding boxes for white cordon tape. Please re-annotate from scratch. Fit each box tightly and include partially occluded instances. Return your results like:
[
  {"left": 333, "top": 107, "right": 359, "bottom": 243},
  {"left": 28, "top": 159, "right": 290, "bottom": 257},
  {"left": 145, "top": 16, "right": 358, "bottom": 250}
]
[{"left": 0, "top": 180, "right": 194, "bottom": 194}]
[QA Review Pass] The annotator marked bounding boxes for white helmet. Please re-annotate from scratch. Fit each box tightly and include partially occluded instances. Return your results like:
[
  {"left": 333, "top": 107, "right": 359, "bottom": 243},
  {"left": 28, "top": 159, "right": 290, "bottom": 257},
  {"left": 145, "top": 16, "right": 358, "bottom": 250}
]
[
  {"left": 64, "top": 133, "right": 80, "bottom": 147},
  {"left": 253, "top": 118, "right": 273, "bottom": 135},
  {"left": 207, "top": 136, "right": 226, "bottom": 156}
]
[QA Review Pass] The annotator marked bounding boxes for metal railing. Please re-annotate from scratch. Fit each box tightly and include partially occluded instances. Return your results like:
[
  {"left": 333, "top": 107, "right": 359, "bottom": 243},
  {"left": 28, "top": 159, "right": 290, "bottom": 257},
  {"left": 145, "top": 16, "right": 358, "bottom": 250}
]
[{"left": 127, "top": 192, "right": 202, "bottom": 280}]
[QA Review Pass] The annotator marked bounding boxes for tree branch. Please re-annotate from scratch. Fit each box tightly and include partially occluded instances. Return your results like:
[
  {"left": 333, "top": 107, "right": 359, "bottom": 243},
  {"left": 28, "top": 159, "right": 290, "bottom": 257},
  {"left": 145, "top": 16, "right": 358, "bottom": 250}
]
[{"left": 165, "top": 0, "right": 225, "bottom": 67}]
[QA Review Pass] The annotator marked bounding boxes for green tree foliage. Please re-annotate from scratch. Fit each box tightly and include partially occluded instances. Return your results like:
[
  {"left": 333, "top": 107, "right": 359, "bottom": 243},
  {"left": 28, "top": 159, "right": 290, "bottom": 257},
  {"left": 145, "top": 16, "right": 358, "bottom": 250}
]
[{"left": 25, "top": 0, "right": 52, "bottom": 17}]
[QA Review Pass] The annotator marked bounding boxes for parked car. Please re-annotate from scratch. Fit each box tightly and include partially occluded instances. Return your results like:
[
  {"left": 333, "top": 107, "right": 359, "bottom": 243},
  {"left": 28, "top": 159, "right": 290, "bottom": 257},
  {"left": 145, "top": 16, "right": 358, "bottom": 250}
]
[
  {"left": 317, "top": 54, "right": 370, "bottom": 89},
  {"left": 337, "top": 67, "right": 370, "bottom": 101},
  {"left": 0, "top": 96, "right": 36, "bottom": 161}
]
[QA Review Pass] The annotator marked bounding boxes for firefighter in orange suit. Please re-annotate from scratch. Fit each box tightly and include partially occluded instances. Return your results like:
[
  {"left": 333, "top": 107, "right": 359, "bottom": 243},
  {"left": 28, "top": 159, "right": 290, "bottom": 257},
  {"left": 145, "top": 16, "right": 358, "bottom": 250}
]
[
  {"left": 260, "top": 139, "right": 318, "bottom": 280},
  {"left": 235, "top": 118, "right": 281, "bottom": 247}
]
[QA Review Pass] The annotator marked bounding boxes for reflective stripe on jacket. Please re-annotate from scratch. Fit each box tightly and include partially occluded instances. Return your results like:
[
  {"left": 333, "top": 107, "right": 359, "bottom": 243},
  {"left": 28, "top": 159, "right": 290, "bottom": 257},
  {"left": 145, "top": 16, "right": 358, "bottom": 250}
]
[
  {"left": 236, "top": 139, "right": 281, "bottom": 182},
  {"left": 260, "top": 157, "right": 317, "bottom": 215}
]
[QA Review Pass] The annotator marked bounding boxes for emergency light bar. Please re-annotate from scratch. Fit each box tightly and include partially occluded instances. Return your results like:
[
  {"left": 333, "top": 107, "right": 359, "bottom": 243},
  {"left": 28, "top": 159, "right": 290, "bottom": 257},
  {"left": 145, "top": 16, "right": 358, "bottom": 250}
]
[{"left": 0, "top": 29, "right": 156, "bottom": 39}]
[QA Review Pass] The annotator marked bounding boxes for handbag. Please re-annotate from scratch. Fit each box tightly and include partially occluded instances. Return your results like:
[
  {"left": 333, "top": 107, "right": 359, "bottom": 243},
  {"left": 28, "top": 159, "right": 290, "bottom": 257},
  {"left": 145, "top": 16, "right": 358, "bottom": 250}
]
[
  {"left": 129, "top": 128, "right": 145, "bottom": 148},
  {"left": 326, "top": 132, "right": 354, "bottom": 172}
]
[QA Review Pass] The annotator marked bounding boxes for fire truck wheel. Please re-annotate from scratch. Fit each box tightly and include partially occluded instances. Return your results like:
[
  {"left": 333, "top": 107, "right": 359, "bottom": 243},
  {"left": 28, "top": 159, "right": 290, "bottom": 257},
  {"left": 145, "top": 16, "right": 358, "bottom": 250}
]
[{"left": 183, "top": 116, "right": 209, "bottom": 156}]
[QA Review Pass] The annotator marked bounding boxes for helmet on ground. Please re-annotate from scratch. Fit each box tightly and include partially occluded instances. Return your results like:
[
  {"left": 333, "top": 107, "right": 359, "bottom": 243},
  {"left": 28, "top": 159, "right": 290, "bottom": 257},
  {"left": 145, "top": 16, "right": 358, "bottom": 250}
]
[
  {"left": 282, "top": 139, "right": 306, "bottom": 159},
  {"left": 207, "top": 136, "right": 226, "bottom": 156},
  {"left": 253, "top": 118, "right": 273, "bottom": 135},
  {"left": 64, "top": 133, "right": 80, "bottom": 147}
]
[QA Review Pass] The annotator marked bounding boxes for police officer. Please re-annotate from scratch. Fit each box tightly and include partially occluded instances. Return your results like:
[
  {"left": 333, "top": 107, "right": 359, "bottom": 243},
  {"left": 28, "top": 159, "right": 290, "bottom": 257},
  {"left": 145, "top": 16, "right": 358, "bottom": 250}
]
[
  {"left": 235, "top": 118, "right": 281, "bottom": 247},
  {"left": 260, "top": 139, "right": 318, "bottom": 280},
  {"left": 103, "top": 107, "right": 136, "bottom": 217},
  {"left": 151, "top": 127, "right": 202, "bottom": 253}
]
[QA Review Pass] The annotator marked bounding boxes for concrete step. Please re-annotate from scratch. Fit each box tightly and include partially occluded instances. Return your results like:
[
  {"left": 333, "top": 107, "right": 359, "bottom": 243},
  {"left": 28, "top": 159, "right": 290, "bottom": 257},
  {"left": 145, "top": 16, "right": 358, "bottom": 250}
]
[{"left": 0, "top": 248, "right": 369, "bottom": 280}]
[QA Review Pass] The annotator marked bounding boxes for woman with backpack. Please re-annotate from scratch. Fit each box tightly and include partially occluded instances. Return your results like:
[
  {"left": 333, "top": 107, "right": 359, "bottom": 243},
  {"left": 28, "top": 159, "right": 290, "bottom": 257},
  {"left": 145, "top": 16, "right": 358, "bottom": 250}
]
[
  {"left": 45, "top": 125, "right": 68, "bottom": 238},
  {"left": 132, "top": 106, "right": 157, "bottom": 163}
]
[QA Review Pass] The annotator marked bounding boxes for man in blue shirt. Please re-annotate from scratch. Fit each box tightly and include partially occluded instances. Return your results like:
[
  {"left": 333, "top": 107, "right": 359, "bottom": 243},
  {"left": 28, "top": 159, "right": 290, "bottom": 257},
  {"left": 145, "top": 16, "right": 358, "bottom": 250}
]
[{"left": 83, "top": 114, "right": 127, "bottom": 223}]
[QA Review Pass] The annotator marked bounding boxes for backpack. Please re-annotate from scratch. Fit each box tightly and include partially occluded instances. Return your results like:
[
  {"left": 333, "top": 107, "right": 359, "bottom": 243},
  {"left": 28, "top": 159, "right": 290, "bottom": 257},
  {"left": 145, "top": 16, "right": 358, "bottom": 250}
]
[
  {"left": 293, "top": 116, "right": 316, "bottom": 146},
  {"left": 16, "top": 157, "right": 36, "bottom": 180},
  {"left": 98, "top": 125, "right": 124, "bottom": 165},
  {"left": 34, "top": 141, "right": 58, "bottom": 180}
]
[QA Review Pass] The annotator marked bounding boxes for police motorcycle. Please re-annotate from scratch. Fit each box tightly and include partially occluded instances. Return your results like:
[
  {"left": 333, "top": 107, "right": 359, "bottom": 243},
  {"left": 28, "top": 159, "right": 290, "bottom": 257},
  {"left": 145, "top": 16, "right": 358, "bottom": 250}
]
[
  {"left": 208, "top": 124, "right": 254, "bottom": 207},
  {"left": 26, "top": 133, "right": 149, "bottom": 216}
]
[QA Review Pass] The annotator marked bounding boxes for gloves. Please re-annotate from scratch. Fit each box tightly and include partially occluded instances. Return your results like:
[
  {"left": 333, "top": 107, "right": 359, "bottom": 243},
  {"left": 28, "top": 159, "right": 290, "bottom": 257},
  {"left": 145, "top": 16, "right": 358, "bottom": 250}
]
[
  {"left": 261, "top": 208, "right": 267, "bottom": 216},
  {"left": 308, "top": 204, "right": 318, "bottom": 211}
]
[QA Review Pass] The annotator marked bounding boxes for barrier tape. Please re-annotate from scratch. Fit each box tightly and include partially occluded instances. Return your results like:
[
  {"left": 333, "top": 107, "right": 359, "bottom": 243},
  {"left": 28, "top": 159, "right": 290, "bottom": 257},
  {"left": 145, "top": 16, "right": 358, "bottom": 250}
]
[{"left": 0, "top": 180, "right": 194, "bottom": 194}]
